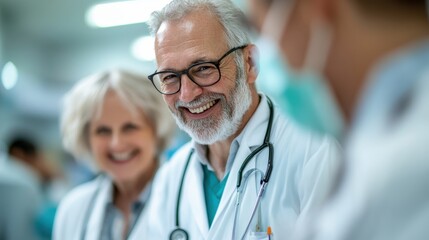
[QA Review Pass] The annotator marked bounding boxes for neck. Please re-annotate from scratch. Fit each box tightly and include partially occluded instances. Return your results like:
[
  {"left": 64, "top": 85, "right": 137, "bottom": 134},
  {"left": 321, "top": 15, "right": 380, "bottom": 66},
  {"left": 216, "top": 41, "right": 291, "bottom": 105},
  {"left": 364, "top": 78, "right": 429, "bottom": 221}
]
[
  {"left": 326, "top": 2, "right": 429, "bottom": 122},
  {"left": 207, "top": 92, "right": 260, "bottom": 180},
  {"left": 113, "top": 160, "right": 157, "bottom": 216}
]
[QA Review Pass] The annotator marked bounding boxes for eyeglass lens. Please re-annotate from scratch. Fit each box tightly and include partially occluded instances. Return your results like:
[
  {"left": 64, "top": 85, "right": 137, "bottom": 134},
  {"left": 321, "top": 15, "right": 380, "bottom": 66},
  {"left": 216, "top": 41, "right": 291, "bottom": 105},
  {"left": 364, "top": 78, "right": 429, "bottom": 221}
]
[{"left": 152, "top": 62, "right": 220, "bottom": 94}]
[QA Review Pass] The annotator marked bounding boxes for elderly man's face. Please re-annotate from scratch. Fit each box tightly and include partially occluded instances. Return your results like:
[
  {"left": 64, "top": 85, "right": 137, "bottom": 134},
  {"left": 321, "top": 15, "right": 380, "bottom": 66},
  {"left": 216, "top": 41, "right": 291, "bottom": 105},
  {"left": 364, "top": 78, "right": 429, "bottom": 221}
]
[{"left": 154, "top": 10, "right": 252, "bottom": 144}]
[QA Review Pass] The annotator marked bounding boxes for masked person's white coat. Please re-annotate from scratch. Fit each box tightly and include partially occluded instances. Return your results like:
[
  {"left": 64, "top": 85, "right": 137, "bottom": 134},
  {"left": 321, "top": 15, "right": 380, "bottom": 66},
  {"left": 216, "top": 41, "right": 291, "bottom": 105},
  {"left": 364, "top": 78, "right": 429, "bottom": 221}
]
[
  {"left": 300, "top": 40, "right": 429, "bottom": 240},
  {"left": 143, "top": 95, "right": 341, "bottom": 239}
]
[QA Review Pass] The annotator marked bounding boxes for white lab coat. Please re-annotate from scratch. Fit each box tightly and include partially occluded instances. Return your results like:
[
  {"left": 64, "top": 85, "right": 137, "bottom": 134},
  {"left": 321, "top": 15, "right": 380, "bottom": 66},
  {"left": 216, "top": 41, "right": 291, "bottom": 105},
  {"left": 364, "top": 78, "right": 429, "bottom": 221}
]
[
  {"left": 143, "top": 95, "right": 342, "bottom": 239},
  {"left": 53, "top": 175, "right": 151, "bottom": 240},
  {"left": 303, "top": 39, "right": 429, "bottom": 240}
]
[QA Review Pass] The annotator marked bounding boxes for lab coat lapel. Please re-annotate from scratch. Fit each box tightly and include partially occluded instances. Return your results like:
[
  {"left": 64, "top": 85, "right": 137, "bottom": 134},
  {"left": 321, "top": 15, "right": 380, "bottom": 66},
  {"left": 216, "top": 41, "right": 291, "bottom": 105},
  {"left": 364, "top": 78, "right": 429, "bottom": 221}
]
[
  {"left": 209, "top": 143, "right": 253, "bottom": 238},
  {"left": 85, "top": 177, "right": 111, "bottom": 240},
  {"left": 184, "top": 153, "right": 210, "bottom": 236},
  {"left": 213, "top": 144, "right": 251, "bottom": 223},
  {"left": 211, "top": 95, "right": 271, "bottom": 235}
]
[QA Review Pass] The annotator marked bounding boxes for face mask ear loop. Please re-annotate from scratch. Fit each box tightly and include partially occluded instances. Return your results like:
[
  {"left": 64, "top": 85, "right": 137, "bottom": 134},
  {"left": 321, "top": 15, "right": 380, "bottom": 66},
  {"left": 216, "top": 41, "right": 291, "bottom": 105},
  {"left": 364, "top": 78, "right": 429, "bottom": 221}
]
[
  {"left": 303, "top": 20, "right": 333, "bottom": 74},
  {"left": 261, "top": 0, "right": 295, "bottom": 46}
]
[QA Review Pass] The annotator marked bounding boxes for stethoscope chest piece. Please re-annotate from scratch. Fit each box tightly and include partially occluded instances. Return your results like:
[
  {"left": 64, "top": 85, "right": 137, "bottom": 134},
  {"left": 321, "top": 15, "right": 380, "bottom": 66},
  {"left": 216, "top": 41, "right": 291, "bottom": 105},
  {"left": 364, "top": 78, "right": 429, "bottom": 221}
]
[{"left": 170, "top": 227, "right": 189, "bottom": 240}]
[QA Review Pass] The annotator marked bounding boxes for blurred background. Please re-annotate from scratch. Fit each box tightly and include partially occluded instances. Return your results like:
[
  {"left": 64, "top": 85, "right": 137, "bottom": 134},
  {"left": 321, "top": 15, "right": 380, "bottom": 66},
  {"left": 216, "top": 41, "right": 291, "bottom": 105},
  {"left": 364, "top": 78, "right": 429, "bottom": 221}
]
[
  {"left": 0, "top": 1, "right": 251, "bottom": 238},
  {"left": 0, "top": 0, "right": 177, "bottom": 187},
  {"left": 0, "top": 1, "right": 184, "bottom": 238}
]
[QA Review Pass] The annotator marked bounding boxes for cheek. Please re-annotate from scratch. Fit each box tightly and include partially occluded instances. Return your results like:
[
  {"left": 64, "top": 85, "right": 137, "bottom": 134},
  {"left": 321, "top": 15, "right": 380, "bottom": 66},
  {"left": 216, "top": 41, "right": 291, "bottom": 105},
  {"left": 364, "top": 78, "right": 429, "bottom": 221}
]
[
  {"left": 163, "top": 95, "right": 177, "bottom": 110},
  {"left": 89, "top": 136, "right": 106, "bottom": 158},
  {"left": 138, "top": 132, "right": 158, "bottom": 159}
]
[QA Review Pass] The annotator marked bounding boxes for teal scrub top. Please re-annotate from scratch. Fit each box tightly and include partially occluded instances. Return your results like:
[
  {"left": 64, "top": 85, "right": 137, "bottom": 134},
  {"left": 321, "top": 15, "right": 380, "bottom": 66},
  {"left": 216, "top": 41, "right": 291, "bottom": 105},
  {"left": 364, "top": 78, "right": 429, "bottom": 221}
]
[{"left": 202, "top": 164, "right": 230, "bottom": 227}]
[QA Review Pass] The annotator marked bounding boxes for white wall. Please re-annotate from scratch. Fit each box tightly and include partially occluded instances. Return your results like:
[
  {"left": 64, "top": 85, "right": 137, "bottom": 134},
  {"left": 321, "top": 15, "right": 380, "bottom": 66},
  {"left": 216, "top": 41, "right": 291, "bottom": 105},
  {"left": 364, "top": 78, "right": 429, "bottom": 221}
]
[{"left": 42, "top": 38, "right": 156, "bottom": 85}]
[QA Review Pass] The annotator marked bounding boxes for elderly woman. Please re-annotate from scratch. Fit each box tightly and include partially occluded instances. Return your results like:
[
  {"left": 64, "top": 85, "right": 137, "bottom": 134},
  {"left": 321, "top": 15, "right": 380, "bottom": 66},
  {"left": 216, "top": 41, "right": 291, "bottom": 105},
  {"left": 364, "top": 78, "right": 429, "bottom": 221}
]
[{"left": 53, "top": 69, "right": 175, "bottom": 240}]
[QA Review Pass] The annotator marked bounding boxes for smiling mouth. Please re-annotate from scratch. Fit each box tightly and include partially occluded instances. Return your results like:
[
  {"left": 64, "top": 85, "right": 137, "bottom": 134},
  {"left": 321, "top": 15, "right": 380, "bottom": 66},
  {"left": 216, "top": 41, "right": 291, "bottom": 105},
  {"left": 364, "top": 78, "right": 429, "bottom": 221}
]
[
  {"left": 188, "top": 100, "right": 216, "bottom": 114},
  {"left": 109, "top": 150, "right": 138, "bottom": 162}
]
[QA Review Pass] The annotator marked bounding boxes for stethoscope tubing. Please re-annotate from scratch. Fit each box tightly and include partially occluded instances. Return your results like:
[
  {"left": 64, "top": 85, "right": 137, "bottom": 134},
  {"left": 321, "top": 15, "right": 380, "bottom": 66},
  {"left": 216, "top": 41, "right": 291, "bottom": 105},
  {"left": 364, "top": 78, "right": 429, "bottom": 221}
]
[
  {"left": 172, "top": 97, "right": 275, "bottom": 240},
  {"left": 239, "top": 181, "right": 268, "bottom": 240},
  {"left": 169, "top": 149, "right": 194, "bottom": 240}
]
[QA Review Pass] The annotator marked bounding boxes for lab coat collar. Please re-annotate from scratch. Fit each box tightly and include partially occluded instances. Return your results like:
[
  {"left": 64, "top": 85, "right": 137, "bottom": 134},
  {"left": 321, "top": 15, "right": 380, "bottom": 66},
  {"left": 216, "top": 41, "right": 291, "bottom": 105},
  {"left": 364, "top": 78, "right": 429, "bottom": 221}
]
[
  {"left": 184, "top": 153, "right": 210, "bottom": 237},
  {"left": 193, "top": 129, "right": 244, "bottom": 175},
  {"left": 185, "top": 94, "right": 271, "bottom": 237},
  {"left": 191, "top": 93, "right": 270, "bottom": 160},
  {"left": 85, "top": 175, "right": 153, "bottom": 240},
  {"left": 240, "top": 94, "right": 272, "bottom": 149},
  {"left": 209, "top": 94, "right": 272, "bottom": 233},
  {"left": 85, "top": 175, "right": 110, "bottom": 240},
  {"left": 104, "top": 176, "right": 153, "bottom": 207}
]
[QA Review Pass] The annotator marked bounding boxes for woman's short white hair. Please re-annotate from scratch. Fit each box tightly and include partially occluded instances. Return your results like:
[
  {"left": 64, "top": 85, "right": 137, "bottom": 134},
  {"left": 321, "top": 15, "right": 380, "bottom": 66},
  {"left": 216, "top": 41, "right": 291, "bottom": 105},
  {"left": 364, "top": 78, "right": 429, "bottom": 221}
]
[
  {"left": 61, "top": 69, "right": 175, "bottom": 161},
  {"left": 148, "top": 0, "right": 250, "bottom": 68}
]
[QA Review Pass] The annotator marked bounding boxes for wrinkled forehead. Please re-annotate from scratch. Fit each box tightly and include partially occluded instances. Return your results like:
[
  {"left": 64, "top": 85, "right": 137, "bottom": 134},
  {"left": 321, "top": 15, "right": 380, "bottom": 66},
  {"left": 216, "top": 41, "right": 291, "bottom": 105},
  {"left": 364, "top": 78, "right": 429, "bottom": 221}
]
[{"left": 154, "top": 10, "right": 228, "bottom": 70}]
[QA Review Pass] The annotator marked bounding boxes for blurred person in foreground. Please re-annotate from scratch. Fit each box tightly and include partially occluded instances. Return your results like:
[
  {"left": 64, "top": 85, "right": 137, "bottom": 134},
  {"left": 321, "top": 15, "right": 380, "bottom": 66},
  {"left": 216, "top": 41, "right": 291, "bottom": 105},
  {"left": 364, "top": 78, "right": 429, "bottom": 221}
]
[
  {"left": 242, "top": 0, "right": 429, "bottom": 239},
  {"left": 0, "top": 136, "right": 49, "bottom": 240},
  {"left": 143, "top": 0, "right": 341, "bottom": 239},
  {"left": 53, "top": 69, "right": 175, "bottom": 240}
]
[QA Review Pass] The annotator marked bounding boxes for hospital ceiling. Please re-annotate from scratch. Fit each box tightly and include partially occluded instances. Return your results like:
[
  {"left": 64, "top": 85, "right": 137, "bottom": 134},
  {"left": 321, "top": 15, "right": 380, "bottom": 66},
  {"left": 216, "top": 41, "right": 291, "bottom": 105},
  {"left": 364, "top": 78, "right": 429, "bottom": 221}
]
[{"left": 0, "top": 0, "right": 151, "bottom": 45}]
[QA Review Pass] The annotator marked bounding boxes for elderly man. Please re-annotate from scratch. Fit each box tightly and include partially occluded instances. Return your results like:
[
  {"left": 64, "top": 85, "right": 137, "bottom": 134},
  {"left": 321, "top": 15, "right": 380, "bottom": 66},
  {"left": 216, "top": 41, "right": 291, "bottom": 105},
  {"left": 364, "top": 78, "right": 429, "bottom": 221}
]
[
  {"left": 143, "top": 0, "right": 341, "bottom": 239},
  {"left": 243, "top": 0, "right": 429, "bottom": 239}
]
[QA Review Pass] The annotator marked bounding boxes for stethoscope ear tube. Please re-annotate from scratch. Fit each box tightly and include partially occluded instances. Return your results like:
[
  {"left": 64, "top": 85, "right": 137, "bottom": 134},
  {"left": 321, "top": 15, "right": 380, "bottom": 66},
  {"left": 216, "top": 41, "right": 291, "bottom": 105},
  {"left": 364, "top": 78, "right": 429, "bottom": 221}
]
[{"left": 262, "top": 143, "right": 274, "bottom": 184}]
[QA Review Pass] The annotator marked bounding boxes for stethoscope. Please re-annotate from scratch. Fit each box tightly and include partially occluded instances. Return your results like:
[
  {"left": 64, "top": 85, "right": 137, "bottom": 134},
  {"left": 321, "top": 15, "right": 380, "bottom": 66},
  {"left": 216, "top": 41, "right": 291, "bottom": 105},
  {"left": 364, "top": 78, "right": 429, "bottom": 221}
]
[{"left": 169, "top": 98, "right": 274, "bottom": 240}]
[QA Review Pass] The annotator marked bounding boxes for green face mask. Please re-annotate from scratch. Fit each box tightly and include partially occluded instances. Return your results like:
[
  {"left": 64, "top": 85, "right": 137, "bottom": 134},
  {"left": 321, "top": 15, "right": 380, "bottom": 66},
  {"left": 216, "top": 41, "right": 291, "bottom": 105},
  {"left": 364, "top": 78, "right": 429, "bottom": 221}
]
[{"left": 257, "top": 0, "right": 345, "bottom": 138}]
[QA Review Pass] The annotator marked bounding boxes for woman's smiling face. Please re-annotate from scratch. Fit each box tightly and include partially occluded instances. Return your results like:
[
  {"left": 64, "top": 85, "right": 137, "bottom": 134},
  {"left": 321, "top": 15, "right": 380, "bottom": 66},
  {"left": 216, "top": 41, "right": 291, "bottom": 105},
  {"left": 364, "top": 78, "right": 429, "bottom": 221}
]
[{"left": 88, "top": 90, "right": 157, "bottom": 185}]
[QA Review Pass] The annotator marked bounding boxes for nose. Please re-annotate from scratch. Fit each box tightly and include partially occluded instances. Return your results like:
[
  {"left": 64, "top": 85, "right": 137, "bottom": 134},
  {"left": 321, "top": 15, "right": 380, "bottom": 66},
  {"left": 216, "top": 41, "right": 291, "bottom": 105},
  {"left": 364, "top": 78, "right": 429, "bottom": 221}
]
[
  {"left": 109, "top": 132, "right": 125, "bottom": 151},
  {"left": 179, "top": 74, "right": 203, "bottom": 103}
]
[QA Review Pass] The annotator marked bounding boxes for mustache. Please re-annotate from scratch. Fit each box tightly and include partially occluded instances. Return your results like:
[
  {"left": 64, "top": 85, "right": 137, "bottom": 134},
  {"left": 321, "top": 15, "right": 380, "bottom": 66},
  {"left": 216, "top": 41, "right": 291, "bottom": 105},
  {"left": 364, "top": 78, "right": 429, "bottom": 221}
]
[{"left": 175, "top": 93, "right": 225, "bottom": 109}]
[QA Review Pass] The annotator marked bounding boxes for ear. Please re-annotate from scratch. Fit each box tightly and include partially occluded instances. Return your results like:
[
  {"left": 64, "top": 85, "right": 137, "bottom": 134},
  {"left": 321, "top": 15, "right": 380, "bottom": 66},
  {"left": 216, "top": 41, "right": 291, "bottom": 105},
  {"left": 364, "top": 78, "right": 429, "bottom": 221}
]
[{"left": 244, "top": 44, "right": 259, "bottom": 84}]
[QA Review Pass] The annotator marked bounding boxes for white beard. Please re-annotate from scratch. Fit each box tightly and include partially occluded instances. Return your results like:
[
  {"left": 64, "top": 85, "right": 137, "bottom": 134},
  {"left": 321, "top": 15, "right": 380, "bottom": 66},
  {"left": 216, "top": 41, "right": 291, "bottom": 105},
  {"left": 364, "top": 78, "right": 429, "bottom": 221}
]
[{"left": 172, "top": 68, "right": 252, "bottom": 144}]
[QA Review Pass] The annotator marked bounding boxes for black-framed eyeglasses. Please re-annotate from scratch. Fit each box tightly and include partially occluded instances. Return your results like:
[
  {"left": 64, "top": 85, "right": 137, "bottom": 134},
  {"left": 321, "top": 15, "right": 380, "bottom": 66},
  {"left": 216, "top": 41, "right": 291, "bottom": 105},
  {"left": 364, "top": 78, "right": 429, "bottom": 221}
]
[{"left": 148, "top": 45, "right": 248, "bottom": 95}]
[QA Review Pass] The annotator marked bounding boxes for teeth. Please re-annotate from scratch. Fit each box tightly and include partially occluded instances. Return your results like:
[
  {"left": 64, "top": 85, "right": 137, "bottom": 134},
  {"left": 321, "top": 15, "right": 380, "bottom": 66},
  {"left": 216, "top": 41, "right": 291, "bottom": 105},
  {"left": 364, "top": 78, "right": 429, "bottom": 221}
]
[
  {"left": 111, "top": 152, "right": 132, "bottom": 162},
  {"left": 189, "top": 100, "right": 215, "bottom": 114}
]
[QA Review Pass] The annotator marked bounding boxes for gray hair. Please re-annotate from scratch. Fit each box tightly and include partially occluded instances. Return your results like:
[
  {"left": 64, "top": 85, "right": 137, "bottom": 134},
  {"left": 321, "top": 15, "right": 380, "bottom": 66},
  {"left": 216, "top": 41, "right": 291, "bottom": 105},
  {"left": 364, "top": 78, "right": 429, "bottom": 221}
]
[
  {"left": 148, "top": 0, "right": 250, "bottom": 67},
  {"left": 60, "top": 69, "right": 176, "bottom": 162}
]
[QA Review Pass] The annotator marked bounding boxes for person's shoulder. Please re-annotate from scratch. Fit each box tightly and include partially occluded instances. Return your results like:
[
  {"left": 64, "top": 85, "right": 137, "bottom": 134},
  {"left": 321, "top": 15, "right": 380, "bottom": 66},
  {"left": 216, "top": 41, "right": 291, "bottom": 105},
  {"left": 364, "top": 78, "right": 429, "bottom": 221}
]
[
  {"left": 153, "top": 142, "right": 193, "bottom": 191},
  {"left": 53, "top": 177, "right": 103, "bottom": 239},
  {"left": 57, "top": 176, "right": 101, "bottom": 213},
  {"left": 162, "top": 141, "right": 193, "bottom": 170}
]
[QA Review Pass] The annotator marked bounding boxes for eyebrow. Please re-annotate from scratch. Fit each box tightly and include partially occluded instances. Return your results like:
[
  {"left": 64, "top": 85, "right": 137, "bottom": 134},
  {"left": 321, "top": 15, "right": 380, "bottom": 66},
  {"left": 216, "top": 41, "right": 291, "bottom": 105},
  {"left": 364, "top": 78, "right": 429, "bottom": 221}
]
[{"left": 158, "top": 56, "right": 215, "bottom": 72}]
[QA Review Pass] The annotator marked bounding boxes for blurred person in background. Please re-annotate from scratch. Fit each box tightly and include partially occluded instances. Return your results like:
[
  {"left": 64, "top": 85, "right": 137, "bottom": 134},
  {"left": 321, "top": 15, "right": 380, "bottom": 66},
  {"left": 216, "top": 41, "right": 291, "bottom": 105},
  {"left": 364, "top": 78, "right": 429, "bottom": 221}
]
[
  {"left": 0, "top": 136, "right": 46, "bottom": 240},
  {"left": 53, "top": 69, "right": 175, "bottom": 240},
  {"left": 6, "top": 135, "right": 61, "bottom": 189},
  {"left": 0, "top": 177, "right": 41, "bottom": 240},
  {"left": 242, "top": 0, "right": 429, "bottom": 239},
  {"left": 143, "top": 0, "right": 341, "bottom": 239}
]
